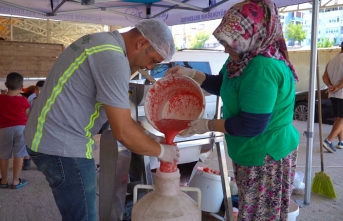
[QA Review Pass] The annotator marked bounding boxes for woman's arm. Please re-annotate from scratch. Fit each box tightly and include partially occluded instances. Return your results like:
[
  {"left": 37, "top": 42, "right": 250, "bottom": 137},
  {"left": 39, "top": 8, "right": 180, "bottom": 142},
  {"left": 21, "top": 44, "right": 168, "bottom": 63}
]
[
  {"left": 209, "top": 111, "right": 271, "bottom": 136},
  {"left": 164, "top": 65, "right": 224, "bottom": 96},
  {"left": 201, "top": 71, "right": 223, "bottom": 96}
]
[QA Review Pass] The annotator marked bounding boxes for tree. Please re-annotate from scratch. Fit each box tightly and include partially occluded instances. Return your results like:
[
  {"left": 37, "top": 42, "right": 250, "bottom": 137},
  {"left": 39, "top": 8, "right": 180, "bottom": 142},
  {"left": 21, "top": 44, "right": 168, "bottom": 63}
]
[
  {"left": 318, "top": 37, "right": 335, "bottom": 48},
  {"left": 285, "top": 23, "right": 307, "bottom": 45},
  {"left": 190, "top": 31, "right": 210, "bottom": 49}
]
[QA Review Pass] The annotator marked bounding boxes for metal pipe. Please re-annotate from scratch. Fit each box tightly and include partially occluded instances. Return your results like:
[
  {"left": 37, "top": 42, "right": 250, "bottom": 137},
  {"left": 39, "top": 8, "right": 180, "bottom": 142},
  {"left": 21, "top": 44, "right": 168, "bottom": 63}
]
[
  {"left": 55, "top": 8, "right": 103, "bottom": 14},
  {"left": 106, "top": 8, "right": 143, "bottom": 20},
  {"left": 0, "top": 0, "right": 46, "bottom": 15},
  {"left": 46, "top": 19, "right": 50, "bottom": 43},
  {"left": 304, "top": 0, "right": 320, "bottom": 205},
  {"left": 49, "top": 0, "right": 67, "bottom": 15},
  {"left": 151, "top": 0, "right": 190, "bottom": 18},
  {"left": 216, "top": 141, "right": 234, "bottom": 221},
  {"left": 10, "top": 16, "right": 12, "bottom": 41},
  {"left": 163, "top": 0, "right": 203, "bottom": 11}
]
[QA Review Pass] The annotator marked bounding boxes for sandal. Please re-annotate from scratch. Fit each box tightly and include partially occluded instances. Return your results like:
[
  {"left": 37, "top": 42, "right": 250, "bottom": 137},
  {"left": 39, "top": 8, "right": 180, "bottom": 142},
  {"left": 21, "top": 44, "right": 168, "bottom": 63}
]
[
  {"left": 11, "top": 178, "right": 28, "bottom": 189},
  {"left": 0, "top": 178, "right": 9, "bottom": 188}
]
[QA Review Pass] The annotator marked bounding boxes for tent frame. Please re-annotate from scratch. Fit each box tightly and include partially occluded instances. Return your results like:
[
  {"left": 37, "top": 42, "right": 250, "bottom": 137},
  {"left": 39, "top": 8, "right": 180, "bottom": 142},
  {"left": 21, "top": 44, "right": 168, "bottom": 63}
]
[{"left": 0, "top": 0, "right": 324, "bottom": 207}]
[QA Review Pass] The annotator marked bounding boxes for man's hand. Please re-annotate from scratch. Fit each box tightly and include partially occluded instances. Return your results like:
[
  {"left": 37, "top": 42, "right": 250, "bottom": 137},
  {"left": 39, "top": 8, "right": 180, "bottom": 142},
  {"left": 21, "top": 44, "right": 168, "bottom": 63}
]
[
  {"left": 179, "top": 119, "right": 210, "bottom": 136},
  {"left": 164, "top": 65, "right": 196, "bottom": 78},
  {"left": 329, "top": 85, "right": 341, "bottom": 93},
  {"left": 157, "top": 144, "right": 180, "bottom": 163}
]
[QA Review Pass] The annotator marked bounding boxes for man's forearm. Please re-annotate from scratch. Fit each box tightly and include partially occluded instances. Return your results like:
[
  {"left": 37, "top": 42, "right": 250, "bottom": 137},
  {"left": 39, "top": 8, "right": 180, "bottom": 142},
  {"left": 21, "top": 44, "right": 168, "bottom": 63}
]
[
  {"left": 322, "top": 70, "right": 332, "bottom": 87},
  {"left": 336, "top": 78, "right": 343, "bottom": 90}
]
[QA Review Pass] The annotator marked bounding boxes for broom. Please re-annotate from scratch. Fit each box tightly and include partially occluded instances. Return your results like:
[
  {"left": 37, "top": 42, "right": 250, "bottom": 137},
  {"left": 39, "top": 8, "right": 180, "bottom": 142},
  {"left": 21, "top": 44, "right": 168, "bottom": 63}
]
[{"left": 311, "top": 54, "right": 337, "bottom": 199}]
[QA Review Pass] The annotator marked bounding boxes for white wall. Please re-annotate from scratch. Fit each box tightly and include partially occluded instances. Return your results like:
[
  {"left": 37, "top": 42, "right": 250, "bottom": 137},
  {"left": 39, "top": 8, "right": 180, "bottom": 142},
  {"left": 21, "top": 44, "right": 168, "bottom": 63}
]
[
  {"left": 171, "top": 50, "right": 228, "bottom": 75},
  {"left": 0, "top": 78, "right": 45, "bottom": 91}
]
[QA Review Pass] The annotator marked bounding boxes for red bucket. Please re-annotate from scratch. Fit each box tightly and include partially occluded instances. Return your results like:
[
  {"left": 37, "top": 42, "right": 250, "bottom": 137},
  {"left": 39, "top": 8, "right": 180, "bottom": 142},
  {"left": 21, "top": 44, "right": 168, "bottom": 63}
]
[
  {"left": 144, "top": 75, "right": 205, "bottom": 134},
  {"left": 144, "top": 75, "right": 205, "bottom": 172}
]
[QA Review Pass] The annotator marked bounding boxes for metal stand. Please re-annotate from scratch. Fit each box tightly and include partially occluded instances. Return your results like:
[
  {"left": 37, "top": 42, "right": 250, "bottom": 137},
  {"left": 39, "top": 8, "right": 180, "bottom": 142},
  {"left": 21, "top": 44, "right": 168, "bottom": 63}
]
[
  {"left": 216, "top": 141, "right": 234, "bottom": 221},
  {"left": 129, "top": 83, "right": 154, "bottom": 185},
  {"left": 209, "top": 96, "right": 234, "bottom": 221},
  {"left": 98, "top": 84, "right": 234, "bottom": 221},
  {"left": 98, "top": 130, "right": 132, "bottom": 221},
  {"left": 98, "top": 83, "right": 152, "bottom": 220}
]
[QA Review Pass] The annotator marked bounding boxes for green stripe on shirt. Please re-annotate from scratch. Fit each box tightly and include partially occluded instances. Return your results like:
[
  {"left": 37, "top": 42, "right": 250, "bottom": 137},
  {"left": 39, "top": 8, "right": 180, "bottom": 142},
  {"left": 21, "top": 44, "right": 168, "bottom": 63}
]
[
  {"left": 85, "top": 102, "right": 103, "bottom": 159},
  {"left": 31, "top": 44, "right": 123, "bottom": 153}
]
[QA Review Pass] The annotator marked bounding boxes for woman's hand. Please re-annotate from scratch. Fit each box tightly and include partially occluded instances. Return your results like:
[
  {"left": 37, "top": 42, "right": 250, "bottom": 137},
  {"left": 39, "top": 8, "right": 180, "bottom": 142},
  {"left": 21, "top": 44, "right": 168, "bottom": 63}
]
[
  {"left": 179, "top": 119, "right": 210, "bottom": 136},
  {"left": 164, "top": 65, "right": 196, "bottom": 78}
]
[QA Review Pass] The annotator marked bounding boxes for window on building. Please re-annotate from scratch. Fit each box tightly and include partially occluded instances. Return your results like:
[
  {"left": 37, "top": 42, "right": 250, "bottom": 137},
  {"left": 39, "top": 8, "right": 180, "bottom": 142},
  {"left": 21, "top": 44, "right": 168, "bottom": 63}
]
[
  {"left": 292, "top": 12, "right": 302, "bottom": 18},
  {"left": 296, "top": 12, "right": 302, "bottom": 18}
]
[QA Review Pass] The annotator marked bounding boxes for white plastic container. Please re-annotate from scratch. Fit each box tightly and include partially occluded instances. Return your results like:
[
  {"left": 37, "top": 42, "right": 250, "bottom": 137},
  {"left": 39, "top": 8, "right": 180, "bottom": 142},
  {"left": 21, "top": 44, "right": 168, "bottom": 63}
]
[
  {"left": 132, "top": 168, "right": 202, "bottom": 221},
  {"left": 288, "top": 200, "right": 300, "bottom": 221},
  {"left": 188, "top": 168, "right": 225, "bottom": 213},
  {"left": 144, "top": 75, "right": 205, "bottom": 130}
]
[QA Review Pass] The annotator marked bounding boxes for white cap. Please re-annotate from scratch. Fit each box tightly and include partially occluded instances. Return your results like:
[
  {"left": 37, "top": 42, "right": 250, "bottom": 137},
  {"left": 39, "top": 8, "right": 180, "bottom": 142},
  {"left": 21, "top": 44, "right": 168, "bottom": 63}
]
[{"left": 135, "top": 18, "right": 175, "bottom": 61}]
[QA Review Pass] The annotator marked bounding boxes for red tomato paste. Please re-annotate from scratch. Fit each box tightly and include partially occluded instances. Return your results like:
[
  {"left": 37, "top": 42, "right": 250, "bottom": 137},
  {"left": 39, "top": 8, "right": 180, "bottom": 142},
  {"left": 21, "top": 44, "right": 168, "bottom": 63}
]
[{"left": 154, "top": 119, "right": 191, "bottom": 172}]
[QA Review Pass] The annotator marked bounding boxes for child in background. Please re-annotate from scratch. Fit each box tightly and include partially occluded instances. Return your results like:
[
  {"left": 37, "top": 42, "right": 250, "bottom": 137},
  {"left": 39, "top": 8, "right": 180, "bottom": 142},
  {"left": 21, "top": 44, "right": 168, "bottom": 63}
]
[
  {"left": 21, "top": 85, "right": 36, "bottom": 99},
  {"left": 22, "top": 80, "right": 45, "bottom": 170},
  {"left": 29, "top": 80, "right": 45, "bottom": 111},
  {"left": 0, "top": 72, "right": 30, "bottom": 189}
]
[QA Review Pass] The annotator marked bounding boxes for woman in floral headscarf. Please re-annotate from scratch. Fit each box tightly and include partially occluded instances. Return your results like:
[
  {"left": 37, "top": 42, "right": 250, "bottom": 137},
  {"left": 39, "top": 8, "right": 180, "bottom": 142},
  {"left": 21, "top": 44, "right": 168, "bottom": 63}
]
[{"left": 165, "top": 0, "right": 300, "bottom": 220}]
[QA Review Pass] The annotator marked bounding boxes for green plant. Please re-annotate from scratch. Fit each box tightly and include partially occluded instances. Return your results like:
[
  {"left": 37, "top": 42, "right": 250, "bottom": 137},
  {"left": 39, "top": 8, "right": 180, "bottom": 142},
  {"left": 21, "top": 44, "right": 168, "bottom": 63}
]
[
  {"left": 189, "top": 30, "right": 210, "bottom": 49},
  {"left": 318, "top": 38, "right": 335, "bottom": 48},
  {"left": 285, "top": 23, "right": 307, "bottom": 45}
]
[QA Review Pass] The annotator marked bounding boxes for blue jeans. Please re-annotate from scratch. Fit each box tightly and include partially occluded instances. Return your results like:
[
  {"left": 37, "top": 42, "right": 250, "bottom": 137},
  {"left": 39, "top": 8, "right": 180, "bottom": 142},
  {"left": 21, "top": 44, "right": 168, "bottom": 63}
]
[{"left": 27, "top": 148, "right": 97, "bottom": 221}]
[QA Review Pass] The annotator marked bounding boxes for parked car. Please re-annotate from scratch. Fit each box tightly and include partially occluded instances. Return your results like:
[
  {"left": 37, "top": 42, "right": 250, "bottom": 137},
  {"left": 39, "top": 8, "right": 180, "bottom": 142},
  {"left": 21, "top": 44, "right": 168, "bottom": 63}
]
[
  {"left": 134, "top": 50, "right": 228, "bottom": 119},
  {"left": 294, "top": 88, "right": 334, "bottom": 125}
]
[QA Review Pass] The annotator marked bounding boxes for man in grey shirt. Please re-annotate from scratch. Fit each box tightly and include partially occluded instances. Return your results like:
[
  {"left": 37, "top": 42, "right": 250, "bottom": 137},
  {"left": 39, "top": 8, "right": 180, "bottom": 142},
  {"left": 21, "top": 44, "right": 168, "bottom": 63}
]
[{"left": 24, "top": 18, "right": 179, "bottom": 221}]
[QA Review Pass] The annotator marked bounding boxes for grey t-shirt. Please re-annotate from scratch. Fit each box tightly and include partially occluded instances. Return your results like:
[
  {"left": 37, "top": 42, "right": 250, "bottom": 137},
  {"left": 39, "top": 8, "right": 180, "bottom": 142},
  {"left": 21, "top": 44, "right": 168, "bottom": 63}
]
[
  {"left": 327, "top": 53, "right": 343, "bottom": 99},
  {"left": 24, "top": 31, "right": 130, "bottom": 158}
]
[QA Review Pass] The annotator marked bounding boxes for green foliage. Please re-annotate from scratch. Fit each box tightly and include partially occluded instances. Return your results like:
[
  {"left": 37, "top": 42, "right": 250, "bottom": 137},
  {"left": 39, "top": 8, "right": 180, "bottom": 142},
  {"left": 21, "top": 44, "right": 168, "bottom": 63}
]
[
  {"left": 189, "top": 30, "right": 210, "bottom": 49},
  {"left": 285, "top": 23, "right": 307, "bottom": 44},
  {"left": 318, "top": 38, "right": 335, "bottom": 48}
]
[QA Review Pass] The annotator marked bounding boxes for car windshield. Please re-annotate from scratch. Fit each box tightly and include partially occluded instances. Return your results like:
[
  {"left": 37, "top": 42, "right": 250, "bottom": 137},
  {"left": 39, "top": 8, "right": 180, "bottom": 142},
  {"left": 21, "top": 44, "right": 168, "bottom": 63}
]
[{"left": 148, "top": 61, "right": 212, "bottom": 79}]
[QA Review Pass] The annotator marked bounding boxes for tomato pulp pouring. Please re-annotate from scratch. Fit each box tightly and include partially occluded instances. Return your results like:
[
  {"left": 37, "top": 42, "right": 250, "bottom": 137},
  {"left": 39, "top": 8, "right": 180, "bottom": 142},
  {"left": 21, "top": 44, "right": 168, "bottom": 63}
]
[
  {"left": 153, "top": 119, "right": 192, "bottom": 172},
  {"left": 144, "top": 75, "right": 205, "bottom": 172}
]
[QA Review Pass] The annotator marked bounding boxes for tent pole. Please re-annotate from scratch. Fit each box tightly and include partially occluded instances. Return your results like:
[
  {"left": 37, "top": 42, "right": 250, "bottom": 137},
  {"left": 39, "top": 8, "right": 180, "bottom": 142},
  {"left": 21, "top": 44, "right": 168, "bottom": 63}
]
[
  {"left": 46, "top": 19, "right": 50, "bottom": 43},
  {"left": 163, "top": 0, "right": 203, "bottom": 11},
  {"left": 304, "top": 0, "right": 320, "bottom": 205},
  {"left": 146, "top": 3, "right": 151, "bottom": 19},
  {"left": 10, "top": 17, "right": 13, "bottom": 41}
]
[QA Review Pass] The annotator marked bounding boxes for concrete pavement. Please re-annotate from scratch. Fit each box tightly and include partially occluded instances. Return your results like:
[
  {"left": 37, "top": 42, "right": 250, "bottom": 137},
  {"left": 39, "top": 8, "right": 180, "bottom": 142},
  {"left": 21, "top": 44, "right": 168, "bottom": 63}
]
[{"left": 1, "top": 120, "right": 343, "bottom": 220}]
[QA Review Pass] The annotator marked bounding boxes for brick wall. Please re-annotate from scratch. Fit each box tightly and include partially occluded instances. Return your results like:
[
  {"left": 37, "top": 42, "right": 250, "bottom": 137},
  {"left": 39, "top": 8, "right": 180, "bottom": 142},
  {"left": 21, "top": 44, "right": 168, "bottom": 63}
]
[{"left": 0, "top": 41, "right": 64, "bottom": 78}]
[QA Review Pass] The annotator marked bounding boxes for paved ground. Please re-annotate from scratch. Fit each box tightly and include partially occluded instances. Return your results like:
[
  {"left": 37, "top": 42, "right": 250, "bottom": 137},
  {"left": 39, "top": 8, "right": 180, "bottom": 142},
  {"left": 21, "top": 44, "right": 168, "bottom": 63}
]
[
  {"left": 1, "top": 120, "right": 343, "bottom": 221},
  {"left": 199, "top": 121, "right": 343, "bottom": 221}
]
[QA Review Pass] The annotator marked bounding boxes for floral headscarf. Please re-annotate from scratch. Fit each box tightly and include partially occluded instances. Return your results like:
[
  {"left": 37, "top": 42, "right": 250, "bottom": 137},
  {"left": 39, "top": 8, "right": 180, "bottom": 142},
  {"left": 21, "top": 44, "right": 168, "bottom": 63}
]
[{"left": 213, "top": 0, "right": 298, "bottom": 81}]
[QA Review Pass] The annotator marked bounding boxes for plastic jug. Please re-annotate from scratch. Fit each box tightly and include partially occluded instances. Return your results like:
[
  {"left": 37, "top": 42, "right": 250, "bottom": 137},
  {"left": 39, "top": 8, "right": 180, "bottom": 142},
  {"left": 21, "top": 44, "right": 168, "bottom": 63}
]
[
  {"left": 144, "top": 75, "right": 205, "bottom": 172},
  {"left": 131, "top": 168, "right": 202, "bottom": 221}
]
